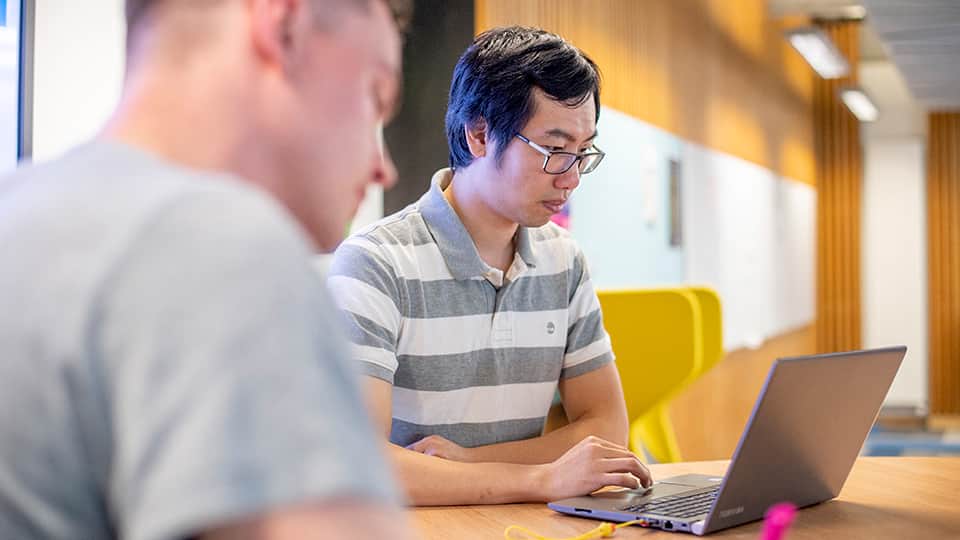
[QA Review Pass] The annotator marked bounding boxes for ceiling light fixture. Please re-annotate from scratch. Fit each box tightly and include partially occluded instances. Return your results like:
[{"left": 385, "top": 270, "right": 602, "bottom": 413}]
[
  {"left": 839, "top": 86, "right": 879, "bottom": 122},
  {"left": 785, "top": 27, "right": 850, "bottom": 79}
]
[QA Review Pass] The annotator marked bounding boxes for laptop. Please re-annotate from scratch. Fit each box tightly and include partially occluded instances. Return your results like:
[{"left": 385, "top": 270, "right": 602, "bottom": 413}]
[{"left": 548, "top": 346, "right": 906, "bottom": 535}]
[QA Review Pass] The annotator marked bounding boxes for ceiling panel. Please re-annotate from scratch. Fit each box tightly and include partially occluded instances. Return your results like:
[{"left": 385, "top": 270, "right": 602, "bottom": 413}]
[
  {"left": 862, "top": 0, "right": 960, "bottom": 109},
  {"left": 769, "top": 0, "right": 888, "bottom": 60}
]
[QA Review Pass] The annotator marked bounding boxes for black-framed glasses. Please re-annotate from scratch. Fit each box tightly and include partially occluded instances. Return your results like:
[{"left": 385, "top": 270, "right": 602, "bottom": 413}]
[{"left": 515, "top": 133, "right": 605, "bottom": 175}]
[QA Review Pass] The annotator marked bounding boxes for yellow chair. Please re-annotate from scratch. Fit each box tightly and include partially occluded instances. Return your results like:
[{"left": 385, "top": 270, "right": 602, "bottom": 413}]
[
  {"left": 598, "top": 287, "right": 723, "bottom": 463},
  {"left": 689, "top": 287, "right": 724, "bottom": 375},
  {"left": 597, "top": 289, "right": 702, "bottom": 461}
]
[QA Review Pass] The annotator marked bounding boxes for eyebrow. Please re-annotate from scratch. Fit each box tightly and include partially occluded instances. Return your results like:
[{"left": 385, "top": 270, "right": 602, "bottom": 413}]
[{"left": 543, "top": 128, "right": 599, "bottom": 143}]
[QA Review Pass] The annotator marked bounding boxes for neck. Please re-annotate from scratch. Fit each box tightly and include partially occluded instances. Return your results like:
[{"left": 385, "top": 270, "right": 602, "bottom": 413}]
[
  {"left": 444, "top": 166, "right": 518, "bottom": 272},
  {"left": 101, "top": 57, "right": 275, "bottom": 192}
]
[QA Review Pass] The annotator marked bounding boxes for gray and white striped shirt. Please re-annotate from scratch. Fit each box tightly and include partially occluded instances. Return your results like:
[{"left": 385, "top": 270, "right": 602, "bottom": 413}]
[{"left": 329, "top": 169, "right": 613, "bottom": 448}]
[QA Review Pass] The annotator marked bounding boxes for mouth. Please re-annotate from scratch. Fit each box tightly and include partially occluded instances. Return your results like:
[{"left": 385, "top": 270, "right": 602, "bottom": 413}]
[{"left": 542, "top": 199, "right": 566, "bottom": 214}]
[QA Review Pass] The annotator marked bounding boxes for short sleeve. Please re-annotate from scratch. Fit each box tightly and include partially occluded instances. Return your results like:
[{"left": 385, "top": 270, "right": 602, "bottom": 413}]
[
  {"left": 562, "top": 247, "right": 614, "bottom": 379},
  {"left": 95, "top": 187, "right": 399, "bottom": 540},
  {"left": 326, "top": 236, "right": 403, "bottom": 384}
]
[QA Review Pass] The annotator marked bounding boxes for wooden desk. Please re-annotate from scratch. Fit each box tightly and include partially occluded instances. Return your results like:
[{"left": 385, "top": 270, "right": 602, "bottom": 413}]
[{"left": 412, "top": 457, "right": 960, "bottom": 539}]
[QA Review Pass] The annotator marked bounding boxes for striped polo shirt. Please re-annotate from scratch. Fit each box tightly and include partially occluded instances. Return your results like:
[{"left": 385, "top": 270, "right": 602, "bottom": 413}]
[{"left": 328, "top": 169, "right": 614, "bottom": 448}]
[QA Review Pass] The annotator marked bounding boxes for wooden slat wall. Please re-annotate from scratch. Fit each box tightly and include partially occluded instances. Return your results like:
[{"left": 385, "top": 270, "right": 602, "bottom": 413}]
[
  {"left": 475, "top": 0, "right": 816, "bottom": 186},
  {"left": 928, "top": 112, "right": 960, "bottom": 417},
  {"left": 671, "top": 324, "right": 816, "bottom": 460},
  {"left": 814, "top": 21, "right": 862, "bottom": 354}
]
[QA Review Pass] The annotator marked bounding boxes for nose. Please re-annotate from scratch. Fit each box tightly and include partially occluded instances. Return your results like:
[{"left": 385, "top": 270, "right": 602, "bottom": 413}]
[
  {"left": 373, "top": 143, "right": 398, "bottom": 189},
  {"left": 372, "top": 123, "right": 398, "bottom": 189},
  {"left": 554, "top": 163, "right": 581, "bottom": 192}
]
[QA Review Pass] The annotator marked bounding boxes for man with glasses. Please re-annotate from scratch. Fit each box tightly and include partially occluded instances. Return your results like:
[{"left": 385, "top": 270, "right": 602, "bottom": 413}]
[{"left": 329, "top": 26, "right": 651, "bottom": 505}]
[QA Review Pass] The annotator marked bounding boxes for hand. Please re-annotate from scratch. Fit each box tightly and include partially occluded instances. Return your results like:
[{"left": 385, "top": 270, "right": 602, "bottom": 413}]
[
  {"left": 406, "top": 435, "right": 473, "bottom": 462},
  {"left": 534, "top": 435, "right": 652, "bottom": 502}
]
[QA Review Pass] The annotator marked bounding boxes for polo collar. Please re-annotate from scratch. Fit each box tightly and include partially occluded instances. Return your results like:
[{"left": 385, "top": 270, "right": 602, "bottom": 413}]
[{"left": 418, "top": 168, "right": 539, "bottom": 280}]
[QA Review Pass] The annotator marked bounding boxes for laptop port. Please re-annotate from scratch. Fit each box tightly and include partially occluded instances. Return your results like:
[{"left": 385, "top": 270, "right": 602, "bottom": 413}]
[
  {"left": 664, "top": 521, "right": 674, "bottom": 530},
  {"left": 574, "top": 508, "right": 593, "bottom": 514}
]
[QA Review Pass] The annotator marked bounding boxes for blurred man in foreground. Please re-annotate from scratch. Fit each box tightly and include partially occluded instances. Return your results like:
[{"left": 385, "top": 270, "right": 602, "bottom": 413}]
[{"left": 0, "top": 1, "right": 414, "bottom": 538}]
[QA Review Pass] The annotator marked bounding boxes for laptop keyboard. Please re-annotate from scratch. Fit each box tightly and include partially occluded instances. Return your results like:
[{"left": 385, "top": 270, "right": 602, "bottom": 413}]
[{"left": 621, "top": 485, "right": 720, "bottom": 519}]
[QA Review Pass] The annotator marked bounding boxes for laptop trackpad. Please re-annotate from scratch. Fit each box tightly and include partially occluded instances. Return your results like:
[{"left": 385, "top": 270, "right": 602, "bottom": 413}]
[{"left": 591, "top": 474, "right": 719, "bottom": 504}]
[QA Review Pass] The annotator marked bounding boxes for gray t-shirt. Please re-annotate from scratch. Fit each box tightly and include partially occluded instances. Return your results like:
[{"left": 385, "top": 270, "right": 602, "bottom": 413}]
[{"left": 0, "top": 141, "right": 396, "bottom": 540}]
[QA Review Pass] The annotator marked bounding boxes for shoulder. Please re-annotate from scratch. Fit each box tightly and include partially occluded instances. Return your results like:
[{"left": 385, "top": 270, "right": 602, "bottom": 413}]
[
  {"left": 331, "top": 202, "right": 436, "bottom": 279},
  {"left": 149, "top": 182, "right": 310, "bottom": 254},
  {"left": 529, "top": 222, "right": 585, "bottom": 266},
  {"left": 6, "top": 141, "right": 308, "bottom": 260},
  {"left": 104, "top": 186, "right": 314, "bottom": 296},
  {"left": 348, "top": 201, "right": 433, "bottom": 251},
  {"left": 1, "top": 143, "right": 316, "bottom": 327}
]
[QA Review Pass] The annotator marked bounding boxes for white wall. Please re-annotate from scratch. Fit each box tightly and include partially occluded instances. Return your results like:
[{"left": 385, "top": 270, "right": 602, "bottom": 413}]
[
  {"left": 572, "top": 107, "right": 685, "bottom": 288},
  {"left": 682, "top": 142, "right": 815, "bottom": 351},
  {"left": 862, "top": 139, "right": 927, "bottom": 408},
  {"left": 860, "top": 60, "right": 928, "bottom": 409},
  {"left": 574, "top": 106, "right": 816, "bottom": 353},
  {"left": 32, "top": 0, "right": 126, "bottom": 161}
]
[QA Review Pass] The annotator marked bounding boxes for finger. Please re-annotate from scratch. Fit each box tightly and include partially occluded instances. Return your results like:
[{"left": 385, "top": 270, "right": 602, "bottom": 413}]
[
  {"left": 405, "top": 439, "right": 428, "bottom": 452},
  {"left": 599, "top": 456, "right": 644, "bottom": 473},
  {"left": 634, "top": 463, "right": 654, "bottom": 487},
  {"left": 599, "top": 456, "right": 653, "bottom": 488},
  {"left": 598, "top": 456, "right": 651, "bottom": 483},
  {"left": 602, "top": 472, "right": 644, "bottom": 490}
]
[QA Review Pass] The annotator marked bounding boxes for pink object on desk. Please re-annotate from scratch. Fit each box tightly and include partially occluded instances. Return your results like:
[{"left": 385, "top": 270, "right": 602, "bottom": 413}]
[{"left": 759, "top": 503, "right": 797, "bottom": 540}]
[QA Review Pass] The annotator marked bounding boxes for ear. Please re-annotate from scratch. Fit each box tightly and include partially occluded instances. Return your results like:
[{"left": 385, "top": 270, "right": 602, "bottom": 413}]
[
  {"left": 464, "top": 118, "right": 489, "bottom": 159},
  {"left": 249, "top": 0, "right": 311, "bottom": 71}
]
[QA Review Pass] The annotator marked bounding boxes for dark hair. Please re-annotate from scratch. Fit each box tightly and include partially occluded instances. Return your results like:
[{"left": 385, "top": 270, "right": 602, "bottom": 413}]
[
  {"left": 125, "top": 0, "right": 412, "bottom": 37},
  {"left": 445, "top": 26, "right": 601, "bottom": 170}
]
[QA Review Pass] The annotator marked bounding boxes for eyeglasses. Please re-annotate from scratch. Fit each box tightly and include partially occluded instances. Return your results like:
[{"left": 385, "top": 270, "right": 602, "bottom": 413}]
[{"left": 515, "top": 133, "right": 606, "bottom": 175}]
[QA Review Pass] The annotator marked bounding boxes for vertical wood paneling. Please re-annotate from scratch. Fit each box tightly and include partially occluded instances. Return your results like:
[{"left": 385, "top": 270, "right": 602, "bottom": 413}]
[
  {"left": 475, "top": 0, "right": 816, "bottom": 186},
  {"left": 671, "top": 325, "right": 816, "bottom": 460},
  {"left": 814, "top": 20, "right": 862, "bottom": 354},
  {"left": 929, "top": 112, "right": 960, "bottom": 417}
]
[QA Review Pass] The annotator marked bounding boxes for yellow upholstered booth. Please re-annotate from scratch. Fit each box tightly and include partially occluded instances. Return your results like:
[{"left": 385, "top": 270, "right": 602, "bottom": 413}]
[
  {"left": 598, "top": 288, "right": 723, "bottom": 462},
  {"left": 688, "top": 287, "right": 724, "bottom": 375}
]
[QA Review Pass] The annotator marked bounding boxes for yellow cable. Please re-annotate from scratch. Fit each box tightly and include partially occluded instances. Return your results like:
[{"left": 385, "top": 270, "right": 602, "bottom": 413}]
[{"left": 504, "top": 519, "right": 645, "bottom": 540}]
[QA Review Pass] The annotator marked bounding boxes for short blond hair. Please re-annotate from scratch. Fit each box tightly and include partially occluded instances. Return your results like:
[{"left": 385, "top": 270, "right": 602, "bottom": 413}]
[{"left": 125, "top": 0, "right": 412, "bottom": 42}]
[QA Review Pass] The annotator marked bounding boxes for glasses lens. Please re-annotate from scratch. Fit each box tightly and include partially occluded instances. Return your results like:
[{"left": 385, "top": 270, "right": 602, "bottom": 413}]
[
  {"left": 579, "top": 152, "right": 604, "bottom": 174},
  {"left": 544, "top": 153, "right": 578, "bottom": 174}
]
